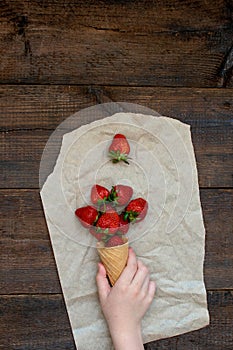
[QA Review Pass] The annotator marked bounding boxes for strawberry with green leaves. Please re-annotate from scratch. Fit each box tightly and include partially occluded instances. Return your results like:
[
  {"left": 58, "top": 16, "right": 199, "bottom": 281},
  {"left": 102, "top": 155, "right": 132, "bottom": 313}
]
[
  {"left": 96, "top": 207, "right": 120, "bottom": 234},
  {"left": 124, "top": 198, "right": 148, "bottom": 223},
  {"left": 91, "top": 184, "right": 110, "bottom": 205},
  {"left": 108, "top": 184, "right": 133, "bottom": 206},
  {"left": 108, "top": 134, "right": 130, "bottom": 164},
  {"left": 75, "top": 206, "right": 98, "bottom": 228}
]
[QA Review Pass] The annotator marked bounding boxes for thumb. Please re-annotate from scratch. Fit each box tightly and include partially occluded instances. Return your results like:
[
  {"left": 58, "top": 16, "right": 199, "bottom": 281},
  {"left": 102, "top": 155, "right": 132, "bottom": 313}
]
[{"left": 96, "top": 263, "right": 111, "bottom": 303}]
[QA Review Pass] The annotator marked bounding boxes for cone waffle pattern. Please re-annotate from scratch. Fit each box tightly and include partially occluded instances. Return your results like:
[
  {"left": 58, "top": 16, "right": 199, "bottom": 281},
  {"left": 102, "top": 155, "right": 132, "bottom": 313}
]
[{"left": 97, "top": 239, "right": 129, "bottom": 286}]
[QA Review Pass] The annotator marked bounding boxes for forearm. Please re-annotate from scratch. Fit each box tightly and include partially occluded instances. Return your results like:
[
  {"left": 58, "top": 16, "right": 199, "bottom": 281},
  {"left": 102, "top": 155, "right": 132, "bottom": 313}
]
[{"left": 109, "top": 325, "right": 144, "bottom": 350}]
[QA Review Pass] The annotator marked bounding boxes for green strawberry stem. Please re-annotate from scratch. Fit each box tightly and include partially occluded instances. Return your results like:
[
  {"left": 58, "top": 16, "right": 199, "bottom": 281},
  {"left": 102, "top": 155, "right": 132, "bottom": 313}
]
[
  {"left": 93, "top": 214, "right": 99, "bottom": 225},
  {"left": 124, "top": 210, "right": 139, "bottom": 223},
  {"left": 107, "top": 186, "right": 118, "bottom": 204},
  {"left": 97, "top": 197, "right": 108, "bottom": 207},
  {"left": 108, "top": 151, "right": 129, "bottom": 165},
  {"left": 96, "top": 227, "right": 109, "bottom": 234}
]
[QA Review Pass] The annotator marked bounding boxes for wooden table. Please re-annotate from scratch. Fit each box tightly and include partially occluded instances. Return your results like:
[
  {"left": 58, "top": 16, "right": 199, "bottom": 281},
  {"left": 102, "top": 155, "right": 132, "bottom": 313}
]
[{"left": 1, "top": 1, "right": 233, "bottom": 349}]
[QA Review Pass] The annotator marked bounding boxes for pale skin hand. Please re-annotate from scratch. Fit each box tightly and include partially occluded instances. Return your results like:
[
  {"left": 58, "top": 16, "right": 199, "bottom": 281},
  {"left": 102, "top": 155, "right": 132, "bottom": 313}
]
[{"left": 96, "top": 247, "right": 156, "bottom": 350}]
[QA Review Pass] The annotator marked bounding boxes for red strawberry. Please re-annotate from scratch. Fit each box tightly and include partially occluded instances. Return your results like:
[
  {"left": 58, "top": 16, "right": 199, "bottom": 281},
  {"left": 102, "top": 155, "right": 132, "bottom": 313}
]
[
  {"left": 106, "top": 235, "right": 124, "bottom": 247},
  {"left": 89, "top": 227, "right": 105, "bottom": 241},
  {"left": 109, "top": 184, "right": 133, "bottom": 206},
  {"left": 96, "top": 209, "right": 120, "bottom": 234},
  {"left": 124, "top": 198, "right": 148, "bottom": 223},
  {"left": 91, "top": 184, "right": 110, "bottom": 205},
  {"left": 75, "top": 206, "right": 98, "bottom": 228},
  {"left": 118, "top": 213, "right": 130, "bottom": 234},
  {"left": 108, "top": 134, "right": 130, "bottom": 164}
]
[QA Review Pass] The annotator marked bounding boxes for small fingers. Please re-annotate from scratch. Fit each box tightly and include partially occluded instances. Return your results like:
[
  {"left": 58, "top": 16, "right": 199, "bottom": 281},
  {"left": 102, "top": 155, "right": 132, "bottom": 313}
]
[
  {"left": 131, "top": 260, "right": 149, "bottom": 289},
  {"left": 131, "top": 261, "right": 156, "bottom": 305},
  {"left": 141, "top": 273, "right": 150, "bottom": 295},
  {"left": 140, "top": 278, "right": 156, "bottom": 308},
  {"left": 147, "top": 280, "right": 156, "bottom": 303},
  {"left": 96, "top": 263, "right": 111, "bottom": 303},
  {"left": 117, "top": 247, "right": 137, "bottom": 285}
]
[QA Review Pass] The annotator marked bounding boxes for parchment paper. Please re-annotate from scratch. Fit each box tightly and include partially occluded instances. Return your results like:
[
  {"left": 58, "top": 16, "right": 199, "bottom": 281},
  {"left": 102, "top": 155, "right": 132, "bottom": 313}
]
[{"left": 40, "top": 112, "right": 209, "bottom": 349}]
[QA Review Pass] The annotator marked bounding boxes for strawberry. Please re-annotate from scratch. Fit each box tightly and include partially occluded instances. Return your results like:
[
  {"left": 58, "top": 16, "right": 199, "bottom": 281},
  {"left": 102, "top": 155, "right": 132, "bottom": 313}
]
[
  {"left": 106, "top": 235, "right": 125, "bottom": 247},
  {"left": 118, "top": 213, "right": 130, "bottom": 234},
  {"left": 108, "top": 134, "right": 130, "bottom": 164},
  {"left": 91, "top": 184, "right": 110, "bottom": 205},
  {"left": 89, "top": 227, "right": 105, "bottom": 241},
  {"left": 75, "top": 206, "right": 98, "bottom": 228},
  {"left": 108, "top": 184, "right": 133, "bottom": 206},
  {"left": 124, "top": 198, "right": 148, "bottom": 223},
  {"left": 96, "top": 209, "right": 120, "bottom": 234}
]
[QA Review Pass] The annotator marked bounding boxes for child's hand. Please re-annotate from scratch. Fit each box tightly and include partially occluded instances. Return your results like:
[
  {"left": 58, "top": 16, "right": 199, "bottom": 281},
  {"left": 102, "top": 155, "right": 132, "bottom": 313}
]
[{"left": 96, "top": 247, "right": 156, "bottom": 350}]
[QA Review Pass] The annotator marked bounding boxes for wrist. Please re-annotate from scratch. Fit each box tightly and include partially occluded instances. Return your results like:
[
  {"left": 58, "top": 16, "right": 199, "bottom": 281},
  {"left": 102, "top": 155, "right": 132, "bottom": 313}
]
[{"left": 109, "top": 323, "right": 144, "bottom": 350}]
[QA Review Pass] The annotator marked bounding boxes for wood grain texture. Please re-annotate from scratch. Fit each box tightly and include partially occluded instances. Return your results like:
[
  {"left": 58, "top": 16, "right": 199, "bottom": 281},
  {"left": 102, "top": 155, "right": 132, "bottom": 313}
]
[
  {"left": 0, "top": 291, "right": 232, "bottom": 350},
  {"left": 0, "top": 1, "right": 233, "bottom": 86},
  {"left": 0, "top": 189, "right": 60, "bottom": 294},
  {"left": 1, "top": 85, "right": 233, "bottom": 129},
  {"left": 0, "top": 294, "right": 76, "bottom": 350},
  {"left": 201, "top": 189, "right": 233, "bottom": 290},
  {"left": 0, "top": 189, "right": 232, "bottom": 294},
  {"left": 1, "top": 0, "right": 232, "bottom": 32},
  {"left": 0, "top": 1, "right": 232, "bottom": 349},
  {"left": 1, "top": 86, "right": 233, "bottom": 188}
]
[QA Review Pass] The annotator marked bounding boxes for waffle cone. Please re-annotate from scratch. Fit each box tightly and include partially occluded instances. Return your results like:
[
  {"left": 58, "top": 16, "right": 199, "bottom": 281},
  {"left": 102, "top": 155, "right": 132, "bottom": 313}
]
[{"left": 97, "top": 238, "right": 129, "bottom": 286}]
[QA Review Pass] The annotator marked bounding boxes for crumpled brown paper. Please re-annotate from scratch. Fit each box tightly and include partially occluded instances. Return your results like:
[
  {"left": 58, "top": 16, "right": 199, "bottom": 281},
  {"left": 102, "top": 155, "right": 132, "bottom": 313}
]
[{"left": 40, "top": 112, "right": 209, "bottom": 350}]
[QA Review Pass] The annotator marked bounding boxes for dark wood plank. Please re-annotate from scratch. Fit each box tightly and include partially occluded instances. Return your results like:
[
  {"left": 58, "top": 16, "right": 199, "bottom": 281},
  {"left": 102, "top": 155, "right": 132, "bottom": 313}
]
[
  {"left": 0, "top": 189, "right": 232, "bottom": 294},
  {"left": 0, "top": 294, "right": 76, "bottom": 350},
  {"left": 1, "top": 0, "right": 231, "bottom": 33},
  {"left": 201, "top": 190, "right": 233, "bottom": 290},
  {"left": 1, "top": 85, "right": 233, "bottom": 129},
  {"left": 0, "top": 1, "right": 233, "bottom": 86},
  {"left": 0, "top": 85, "right": 95, "bottom": 130},
  {"left": 0, "top": 291, "right": 232, "bottom": 349},
  {"left": 1, "top": 86, "right": 232, "bottom": 188},
  {"left": 0, "top": 189, "right": 61, "bottom": 294}
]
